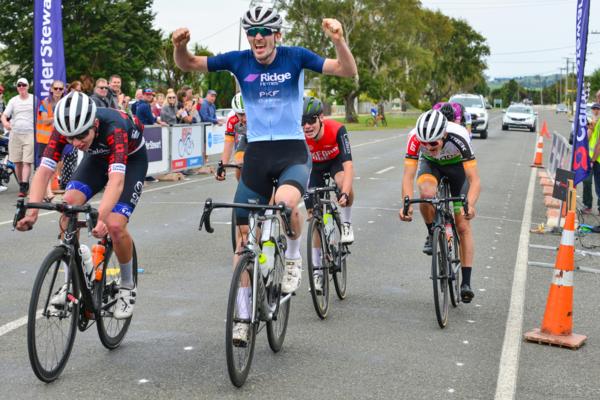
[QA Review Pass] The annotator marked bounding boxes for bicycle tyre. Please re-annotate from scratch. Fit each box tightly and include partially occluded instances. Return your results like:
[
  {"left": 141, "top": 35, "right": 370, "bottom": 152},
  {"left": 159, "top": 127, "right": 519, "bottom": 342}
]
[
  {"left": 306, "top": 218, "right": 329, "bottom": 319},
  {"left": 226, "top": 253, "right": 257, "bottom": 387},
  {"left": 332, "top": 212, "right": 348, "bottom": 300},
  {"left": 28, "top": 247, "right": 78, "bottom": 382},
  {"left": 366, "top": 117, "right": 375, "bottom": 127},
  {"left": 267, "top": 246, "right": 291, "bottom": 352},
  {"left": 230, "top": 208, "right": 237, "bottom": 253},
  {"left": 431, "top": 227, "right": 449, "bottom": 328},
  {"left": 448, "top": 225, "right": 461, "bottom": 308},
  {"left": 96, "top": 242, "right": 138, "bottom": 349}
]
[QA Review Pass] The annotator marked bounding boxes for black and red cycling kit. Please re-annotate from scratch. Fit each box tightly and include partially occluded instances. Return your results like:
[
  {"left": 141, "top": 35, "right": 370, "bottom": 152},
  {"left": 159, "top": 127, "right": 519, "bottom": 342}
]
[
  {"left": 306, "top": 119, "right": 352, "bottom": 188},
  {"left": 225, "top": 114, "right": 248, "bottom": 155},
  {"left": 40, "top": 108, "right": 148, "bottom": 218}
]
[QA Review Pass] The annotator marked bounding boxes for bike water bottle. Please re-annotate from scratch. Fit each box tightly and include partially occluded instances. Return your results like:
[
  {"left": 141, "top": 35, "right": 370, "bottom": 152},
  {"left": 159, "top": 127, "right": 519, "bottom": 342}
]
[
  {"left": 92, "top": 244, "right": 106, "bottom": 281},
  {"left": 79, "top": 244, "right": 93, "bottom": 286},
  {"left": 324, "top": 212, "right": 334, "bottom": 238},
  {"left": 261, "top": 210, "right": 274, "bottom": 243},
  {"left": 445, "top": 223, "right": 453, "bottom": 251},
  {"left": 260, "top": 240, "right": 276, "bottom": 279}
]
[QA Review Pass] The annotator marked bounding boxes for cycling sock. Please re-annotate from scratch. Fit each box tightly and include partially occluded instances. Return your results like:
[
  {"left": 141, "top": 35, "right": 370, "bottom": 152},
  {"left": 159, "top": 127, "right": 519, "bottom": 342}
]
[
  {"left": 312, "top": 247, "right": 322, "bottom": 268},
  {"left": 120, "top": 259, "right": 134, "bottom": 289},
  {"left": 461, "top": 266, "right": 472, "bottom": 286},
  {"left": 340, "top": 206, "right": 352, "bottom": 224},
  {"left": 285, "top": 237, "right": 301, "bottom": 260},
  {"left": 236, "top": 287, "right": 251, "bottom": 319},
  {"left": 426, "top": 223, "right": 434, "bottom": 235}
]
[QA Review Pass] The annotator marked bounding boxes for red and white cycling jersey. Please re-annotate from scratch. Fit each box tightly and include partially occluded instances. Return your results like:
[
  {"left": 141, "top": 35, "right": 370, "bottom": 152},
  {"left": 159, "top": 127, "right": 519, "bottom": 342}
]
[
  {"left": 306, "top": 119, "right": 352, "bottom": 163},
  {"left": 405, "top": 122, "right": 475, "bottom": 166}
]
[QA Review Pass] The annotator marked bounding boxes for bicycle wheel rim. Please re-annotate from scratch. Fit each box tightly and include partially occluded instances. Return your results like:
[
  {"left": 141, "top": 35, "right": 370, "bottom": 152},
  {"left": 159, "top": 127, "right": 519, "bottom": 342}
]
[
  {"left": 431, "top": 228, "right": 449, "bottom": 328},
  {"left": 28, "top": 248, "right": 78, "bottom": 382},
  {"left": 449, "top": 228, "right": 461, "bottom": 308},
  {"left": 332, "top": 213, "right": 347, "bottom": 299},
  {"left": 306, "top": 218, "right": 329, "bottom": 319},
  {"left": 231, "top": 208, "right": 237, "bottom": 253},
  {"left": 96, "top": 242, "right": 136, "bottom": 349},
  {"left": 226, "top": 254, "right": 256, "bottom": 387},
  {"left": 267, "top": 246, "right": 291, "bottom": 351}
]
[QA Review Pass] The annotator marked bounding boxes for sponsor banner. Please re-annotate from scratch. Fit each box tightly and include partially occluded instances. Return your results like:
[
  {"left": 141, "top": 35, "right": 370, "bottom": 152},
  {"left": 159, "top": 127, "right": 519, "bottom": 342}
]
[
  {"left": 571, "top": 0, "right": 591, "bottom": 185},
  {"left": 549, "top": 132, "right": 570, "bottom": 179},
  {"left": 143, "top": 125, "right": 163, "bottom": 162},
  {"left": 170, "top": 124, "right": 204, "bottom": 170},
  {"left": 34, "top": 0, "right": 66, "bottom": 104},
  {"left": 205, "top": 123, "right": 226, "bottom": 156}
]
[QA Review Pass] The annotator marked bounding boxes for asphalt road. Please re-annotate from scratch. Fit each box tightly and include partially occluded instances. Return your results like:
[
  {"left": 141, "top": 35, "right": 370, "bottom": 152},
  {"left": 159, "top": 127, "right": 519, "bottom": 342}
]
[{"left": 1, "top": 109, "right": 599, "bottom": 399}]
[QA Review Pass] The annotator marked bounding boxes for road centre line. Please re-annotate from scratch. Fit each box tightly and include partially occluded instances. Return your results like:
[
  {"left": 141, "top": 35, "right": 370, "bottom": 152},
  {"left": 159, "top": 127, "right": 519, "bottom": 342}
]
[
  {"left": 494, "top": 167, "right": 536, "bottom": 400},
  {"left": 375, "top": 166, "right": 395, "bottom": 174}
]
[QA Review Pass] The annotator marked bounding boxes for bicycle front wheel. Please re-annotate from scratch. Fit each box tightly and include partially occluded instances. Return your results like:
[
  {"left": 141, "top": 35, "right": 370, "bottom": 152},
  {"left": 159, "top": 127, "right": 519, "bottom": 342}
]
[
  {"left": 306, "top": 218, "right": 329, "bottom": 319},
  {"left": 431, "top": 227, "right": 449, "bottom": 328},
  {"left": 28, "top": 247, "right": 78, "bottom": 382},
  {"left": 96, "top": 242, "right": 138, "bottom": 349},
  {"left": 267, "top": 248, "right": 291, "bottom": 352},
  {"left": 448, "top": 227, "right": 462, "bottom": 308},
  {"left": 332, "top": 213, "right": 348, "bottom": 299},
  {"left": 230, "top": 208, "right": 237, "bottom": 253},
  {"left": 226, "top": 253, "right": 257, "bottom": 387}
]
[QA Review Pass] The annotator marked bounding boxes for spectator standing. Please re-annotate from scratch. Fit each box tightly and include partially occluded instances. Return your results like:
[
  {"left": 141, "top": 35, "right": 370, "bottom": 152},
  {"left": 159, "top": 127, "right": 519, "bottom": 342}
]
[
  {"left": 36, "top": 79, "right": 65, "bottom": 200},
  {"left": 199, "top": 89, "right": 223, "bottom": 125},
  {"left": 90, "top": 78, "right": 111, "bottom": 107},
  {"left": 160, "top": 92, "right": 179, "bottom": 125},
  {"left": 180, "top": 99, "right": 200, "bottom": 124},
  {"left": 107, "top": 74, "right": 121, "bottom": 109},
  {"left": 1, "top": 78, "right": 35, "bottom": 197},
  {"left": 135, "top": 88, "right": 163, "bottom": 126},
  {"left": 67, "top": 80, "right": 82, "bottom": 93},
  {"left": 130, "top": 88, "right": 143, "bottom": 115},
  {"left": 584, "top": 103, "right": 600, "bottom": 213},
  {"left": 152, "top": 92, "right": 164, "bottom": 117}
]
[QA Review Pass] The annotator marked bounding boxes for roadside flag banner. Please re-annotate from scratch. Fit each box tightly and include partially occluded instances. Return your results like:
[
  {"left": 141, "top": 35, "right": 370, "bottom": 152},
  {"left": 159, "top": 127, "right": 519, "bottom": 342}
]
[
  {"left": 571, "top": 0, "right": 591, "bottom": 185},
  {"left": 34, "top": 0, "right": 66, "bottom": 103}
]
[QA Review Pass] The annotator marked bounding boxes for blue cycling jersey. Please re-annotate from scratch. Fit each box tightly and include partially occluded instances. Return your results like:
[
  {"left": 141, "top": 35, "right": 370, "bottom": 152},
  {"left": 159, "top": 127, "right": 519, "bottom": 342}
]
[{"left": 207, "top": 46, "right": 325, "bottom": 142}]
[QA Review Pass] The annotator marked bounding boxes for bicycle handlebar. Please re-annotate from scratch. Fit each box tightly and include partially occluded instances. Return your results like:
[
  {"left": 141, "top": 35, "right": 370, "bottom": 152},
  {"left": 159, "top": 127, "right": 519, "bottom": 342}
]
[
  {"left": 13, "top": 199, "right": 99, "bottom": 234},
  {"left": 402, "top": 195, "right": 468, "bottom": 217},
  {"left": 199, "top": 198, "right": 295, "bottom": 237}
]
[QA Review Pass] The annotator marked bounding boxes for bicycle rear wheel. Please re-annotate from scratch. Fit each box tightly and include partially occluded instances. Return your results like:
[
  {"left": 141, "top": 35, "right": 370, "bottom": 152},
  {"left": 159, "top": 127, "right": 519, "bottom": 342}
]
[
  {"left": 431, "top": 227, "right": 449, "bottom": 328},
  {"left": 28, "top": 247, "right": 78, "bottom": 382},
  {"left": 226, "top": 253, "right": 257, "bottom": 387},
  {"left": 448, "top": 226, "right": 462, "bottom": 308},
  {"left": 267, "top": 247, "right": 291, "bottom": 352},
  {"left": 231, "top": 208, "right": 237, "bottom": 253},
  {"left": 96, "top": 242, "right": 138, "bottom": 349},
  {"left": 332, "top": 213, "right": 347, "bottom": 300},
  {"left": 306, "top": 218, "right": 329, "bottom": 319}
]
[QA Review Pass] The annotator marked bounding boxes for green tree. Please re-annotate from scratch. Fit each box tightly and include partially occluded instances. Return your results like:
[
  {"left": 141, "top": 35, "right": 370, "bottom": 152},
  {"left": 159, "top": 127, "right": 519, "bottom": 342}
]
[{"left": 0, "top": 0, "right": 162, "bottom": 96}]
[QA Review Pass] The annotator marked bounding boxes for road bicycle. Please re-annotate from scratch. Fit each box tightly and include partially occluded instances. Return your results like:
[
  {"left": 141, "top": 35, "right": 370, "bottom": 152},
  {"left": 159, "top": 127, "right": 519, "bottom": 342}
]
[
  {"left": 0, "top": 135, "right": 16, "bottom": 189},
  {"left": 199, "top": 198, "right": 293, "bottom": 387},
  {"left": 13, "top": 199, "right": 138, "bottom": 382},
  {"left": 402, "top": 177, "right": 466, "bottom": 328},
  {"left": 305, "top": 173, "right": 349, "bottom": 319},
  {"left": 365, "top": 114, "right": 387, "bottom": 128}
]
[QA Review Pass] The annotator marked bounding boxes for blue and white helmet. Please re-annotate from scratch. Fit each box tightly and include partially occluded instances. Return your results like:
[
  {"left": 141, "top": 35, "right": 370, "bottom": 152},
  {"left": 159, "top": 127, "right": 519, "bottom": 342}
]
[
  {"left": 242, "top": 6, "right": 282, "bottom": 31},
  {"left": 415, "top": 109, "right": 447, "bottom": 142},
  {"left": 54, "top": 92, "right": 97, "bottom": 137}
]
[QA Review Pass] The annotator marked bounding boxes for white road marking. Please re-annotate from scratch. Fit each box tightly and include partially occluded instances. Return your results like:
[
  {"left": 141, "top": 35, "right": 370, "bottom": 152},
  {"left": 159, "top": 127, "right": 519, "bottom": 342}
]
[
  {"left": 0, "top": 315, "right": 28, "bottom": 337},
  {"left": 494, "top": 167, "right": 536, "bottom": 400},
  {"left": 375, "top": 166, "right": 395, "bottom": 175}
]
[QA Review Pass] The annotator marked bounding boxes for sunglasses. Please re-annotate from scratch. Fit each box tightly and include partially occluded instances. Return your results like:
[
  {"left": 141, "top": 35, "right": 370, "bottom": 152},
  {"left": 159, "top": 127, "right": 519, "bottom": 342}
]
[
  {"left": 246, "top": 27, "right": 275, "bottom": 37},
  {"left": 52, "top": 87, "right": 64, "bottom": 91},
  {"left": 97, "top": 86, "right": 108, "bottom": 90},
  {"left": 66, "top": 131, "right": 90, "bottom": 142},
  {"left": 17, "top": 83, "right": 28, "bottom": 88},
  {"left": 420, "top": 140, "right": 441, "bottom": 148},
  {"left": 167, "top": 96, "right": 176, "bottom": 99},
  {"left": 302, "top": 115, "right": 318, "bottom": 125}
]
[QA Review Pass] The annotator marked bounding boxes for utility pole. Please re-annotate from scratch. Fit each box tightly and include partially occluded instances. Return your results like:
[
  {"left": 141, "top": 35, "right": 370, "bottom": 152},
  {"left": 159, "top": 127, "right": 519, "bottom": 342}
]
[
  {"left": 559, "top": 67, "right": 565, "bottom": 104},
  {"left": 564, "top": 57, "right": 574, "bottom": 112}
]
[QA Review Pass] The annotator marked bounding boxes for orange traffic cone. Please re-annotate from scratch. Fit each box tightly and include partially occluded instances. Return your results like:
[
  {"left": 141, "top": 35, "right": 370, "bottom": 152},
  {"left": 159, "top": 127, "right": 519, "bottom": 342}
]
[
  {"left": 524, "top": 209, "right": 587, "bottom": 348},
  {"left": 540, "top": 120, "right": 550, "bottom": 139},
  {"left": 531, "top": 132, "right": 544, "bottom": 168}
]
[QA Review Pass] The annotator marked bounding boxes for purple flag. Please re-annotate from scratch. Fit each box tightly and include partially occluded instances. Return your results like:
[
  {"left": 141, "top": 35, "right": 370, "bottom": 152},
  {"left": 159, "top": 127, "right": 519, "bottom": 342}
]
[
  {"left": 33, "top": 0, "right": 66, "bottom": 105},
  {"left": 571, "top": 0, "right": 591, "bottom": 185}
]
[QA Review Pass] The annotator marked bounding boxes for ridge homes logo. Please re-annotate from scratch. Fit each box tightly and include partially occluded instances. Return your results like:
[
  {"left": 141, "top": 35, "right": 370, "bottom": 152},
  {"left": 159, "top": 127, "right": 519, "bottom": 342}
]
[{"left": 244, "top": 72, "right": 292, "bottom": 84}]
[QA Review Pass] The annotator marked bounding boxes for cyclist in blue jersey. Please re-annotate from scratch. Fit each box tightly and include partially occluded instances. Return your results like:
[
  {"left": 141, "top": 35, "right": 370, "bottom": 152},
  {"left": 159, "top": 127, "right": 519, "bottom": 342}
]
[{"left": 173, "top": 6, "right": 356, "bottom": 343}]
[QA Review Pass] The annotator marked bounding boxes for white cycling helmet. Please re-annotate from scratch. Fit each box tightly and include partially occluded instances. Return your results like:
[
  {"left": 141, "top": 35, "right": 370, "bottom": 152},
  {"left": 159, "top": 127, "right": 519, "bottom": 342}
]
[
  {"left": 54, "top": 92, "right": 97, "bottom": 137},
  {"left": 415, "top": 109, "right": 447, "bottom": 142},
  {"left": 231, "top": 93, "right": 245, "bottom": 114},
  {"left": 242, "top": 6, "right": 283, "bottom": 31}
]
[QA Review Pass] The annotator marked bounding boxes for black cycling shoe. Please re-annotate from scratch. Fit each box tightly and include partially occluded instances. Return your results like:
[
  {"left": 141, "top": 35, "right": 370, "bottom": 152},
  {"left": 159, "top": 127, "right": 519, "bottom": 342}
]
[
  {"left": 422, "top": 235, "right": 433, "bottom": 255},
  {"left": 460, "top": 283, "right": 474, "bottom": 303}
]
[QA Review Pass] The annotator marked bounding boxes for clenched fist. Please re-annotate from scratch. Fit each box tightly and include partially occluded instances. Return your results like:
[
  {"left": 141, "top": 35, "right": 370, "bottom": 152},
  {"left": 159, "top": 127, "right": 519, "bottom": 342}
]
[
  {"left": 172, "top": 28, "right": 191, "bottom": 48},
  {"left": 322, "top": 18, "right": 344, "bottom": 42}
]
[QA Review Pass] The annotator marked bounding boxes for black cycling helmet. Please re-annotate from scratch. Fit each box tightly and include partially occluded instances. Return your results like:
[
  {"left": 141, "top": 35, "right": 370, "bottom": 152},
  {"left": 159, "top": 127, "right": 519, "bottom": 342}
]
[
  {"left": 302, "top": 96, "right": 323, "bottom": 117},
  {"left": 439, "top": 103, "right": 455, "bottom": 123},
  {"left": 242, "top": 6, "right": 283, "bottom": 31}
]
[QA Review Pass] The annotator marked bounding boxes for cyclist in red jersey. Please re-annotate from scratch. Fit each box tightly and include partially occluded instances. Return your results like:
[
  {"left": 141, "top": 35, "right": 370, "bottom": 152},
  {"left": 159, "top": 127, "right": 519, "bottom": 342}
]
[
  {"left": 217, "top": 93, "right": 247, "bottom": 182},
  {"left": 16, "top": 92, "right": 148, "bottom": 318}
]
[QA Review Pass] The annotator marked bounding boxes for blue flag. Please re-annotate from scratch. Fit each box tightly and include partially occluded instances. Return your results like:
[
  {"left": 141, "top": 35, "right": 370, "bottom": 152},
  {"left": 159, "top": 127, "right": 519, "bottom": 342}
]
[
  {"left": 33, "top": 0, "right": 66, "bottom": 105},
  {"left": 571, "top": 0, "right": 591, "bottom": 185}
]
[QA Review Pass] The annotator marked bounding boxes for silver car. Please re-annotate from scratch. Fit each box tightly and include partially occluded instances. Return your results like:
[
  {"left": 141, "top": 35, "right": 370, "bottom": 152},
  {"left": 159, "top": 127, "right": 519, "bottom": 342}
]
[{"left": 502, "top": 104, "right": 537, "bottom": 132}]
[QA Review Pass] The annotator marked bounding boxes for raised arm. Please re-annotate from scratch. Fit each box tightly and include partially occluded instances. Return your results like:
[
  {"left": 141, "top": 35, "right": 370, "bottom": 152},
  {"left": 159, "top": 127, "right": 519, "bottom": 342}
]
[
  {"left": 321, "top": 19, "right": 357, "bottom": 78},
  {"left": 172, "top": 28, "right": 209, "bottom": 73}
]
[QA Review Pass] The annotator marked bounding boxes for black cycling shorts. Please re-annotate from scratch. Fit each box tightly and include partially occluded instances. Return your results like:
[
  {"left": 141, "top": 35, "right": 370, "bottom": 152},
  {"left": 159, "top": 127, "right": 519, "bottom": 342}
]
[
  {"left": 65, "top": 147, "right": 148, "bottom": 219},
  {"left": 417, "top": 158, "right": 468, "bottom": 209},
  {"left": 304, "top": 156, "right": 345, "bottom": 209},
  {"left": 234, "top": 140, "right": 312, "bottom": 225}
]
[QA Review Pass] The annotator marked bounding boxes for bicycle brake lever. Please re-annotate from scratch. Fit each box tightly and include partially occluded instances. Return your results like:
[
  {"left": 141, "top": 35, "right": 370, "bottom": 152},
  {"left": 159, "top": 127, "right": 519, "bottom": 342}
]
[
  {"left": 12, "top": 199, "right": 27, "bottom": 231},
  {"left": 461, "top": 195, "right": 468, "bottom": 216},
  {"left": 402, "top": 196, "right": 411, "bottom": 218},
  {"left": 86, "top": 209, "right": 98, "bottom": 236},
  {"left": 199, "top": 198, "right": 214, "bottom": 233}
]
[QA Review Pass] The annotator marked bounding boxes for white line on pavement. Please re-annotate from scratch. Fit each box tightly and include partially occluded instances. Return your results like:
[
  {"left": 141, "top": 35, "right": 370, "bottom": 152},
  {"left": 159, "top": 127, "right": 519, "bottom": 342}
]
[
  {"left": 375, "top": 166, "right": 395, "bottom": 175},
  {"left": 494, "top": 166, "right": 536, "bottom": 400},
  {"left": 353, "top": 134, "right": 404, "bottom": 148},
  {"left": 0, "top": 313, "right": 41, "bottom": 337}
]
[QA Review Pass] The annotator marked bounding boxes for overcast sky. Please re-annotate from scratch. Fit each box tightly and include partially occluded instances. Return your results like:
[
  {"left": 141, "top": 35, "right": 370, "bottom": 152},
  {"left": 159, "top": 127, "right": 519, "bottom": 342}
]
[{"left": 152, "top": 0, "right": 598, "bottom": 80}]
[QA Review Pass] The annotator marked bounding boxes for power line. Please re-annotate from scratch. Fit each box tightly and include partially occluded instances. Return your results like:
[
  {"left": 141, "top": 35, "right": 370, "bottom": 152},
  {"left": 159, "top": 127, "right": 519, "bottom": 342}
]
[{"left": 490, "top": 41, "right": 600, "bottom": 56}]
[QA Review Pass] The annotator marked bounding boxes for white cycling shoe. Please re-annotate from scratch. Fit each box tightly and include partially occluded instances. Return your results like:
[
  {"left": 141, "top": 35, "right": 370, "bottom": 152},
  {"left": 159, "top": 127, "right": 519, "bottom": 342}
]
[
  {"left": 282, "top": 258, "right": 302, "bottom": 294},
  {"left": 232, "top": 322, "right": 250, "bottom": 347},
  {"left": 341, "top": 223, "right": 354, "bottom": 244},
  {"left": 113, "top": 286, "right": 137, "bottom": 320}
]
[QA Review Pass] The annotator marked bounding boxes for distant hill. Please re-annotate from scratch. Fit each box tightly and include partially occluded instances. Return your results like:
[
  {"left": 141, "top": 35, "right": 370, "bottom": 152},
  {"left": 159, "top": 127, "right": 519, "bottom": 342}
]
[{"left": 488, "top": 74, "right": 561, "bottom": 90}]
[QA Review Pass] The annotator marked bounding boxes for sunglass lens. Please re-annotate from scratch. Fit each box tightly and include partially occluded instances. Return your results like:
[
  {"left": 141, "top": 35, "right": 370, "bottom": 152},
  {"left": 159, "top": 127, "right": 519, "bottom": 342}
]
[{"left": 248, "top": 27, "right": 273, "bottom": 37}]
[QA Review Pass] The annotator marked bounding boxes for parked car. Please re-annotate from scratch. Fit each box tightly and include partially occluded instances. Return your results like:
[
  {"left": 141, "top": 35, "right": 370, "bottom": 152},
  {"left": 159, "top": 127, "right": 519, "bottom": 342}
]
[
  {"left": 449, "top": 93, "right": 489, "bottom": 139},
  {"left": 555, "top": 103, "right": 568, "bottom": 114},
  {"left": 502, "top": 104, "right": 537, "bottom": 132}
]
